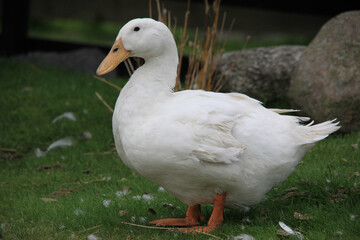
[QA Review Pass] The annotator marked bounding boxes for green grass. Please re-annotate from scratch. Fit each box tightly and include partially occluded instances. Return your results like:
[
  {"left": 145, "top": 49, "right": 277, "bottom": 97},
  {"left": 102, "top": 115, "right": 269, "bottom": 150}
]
[
  {"left": 29, "top": 19, "right": 121, "bottom": 46},
  {"left": 27, "top": 18, "right": 310, "bottom": 53},
  {"left": 1, "top": 58, "right": 360, "bottom": 239}
]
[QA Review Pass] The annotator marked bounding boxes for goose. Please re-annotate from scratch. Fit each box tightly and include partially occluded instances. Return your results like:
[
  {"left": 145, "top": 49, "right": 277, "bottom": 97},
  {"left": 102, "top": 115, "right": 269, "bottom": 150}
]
[{"left": 96, "top": 18, "right": 340, "bottom": 232}]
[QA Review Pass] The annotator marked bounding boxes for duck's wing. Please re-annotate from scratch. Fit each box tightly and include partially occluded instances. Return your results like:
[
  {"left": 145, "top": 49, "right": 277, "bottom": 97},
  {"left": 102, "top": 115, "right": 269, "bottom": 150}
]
[
  {"left": 191, "top": 117, "right": 247, "bottom": 164},
  {"left": 171, "top": 91, "right": 258, "bottom": 164}
]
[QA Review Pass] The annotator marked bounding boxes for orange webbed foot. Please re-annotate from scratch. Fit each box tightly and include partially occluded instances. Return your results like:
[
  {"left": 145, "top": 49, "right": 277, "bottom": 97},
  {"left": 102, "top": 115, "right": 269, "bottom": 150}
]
[
  {"left": 181, "top": 193, "right": 226, "bottom": 233},
  {"left": 150, "top": 204, "right": 204, "bottom": 227},
  {"left": 150, "top": 193, "right": 227, "bottom": 234}
]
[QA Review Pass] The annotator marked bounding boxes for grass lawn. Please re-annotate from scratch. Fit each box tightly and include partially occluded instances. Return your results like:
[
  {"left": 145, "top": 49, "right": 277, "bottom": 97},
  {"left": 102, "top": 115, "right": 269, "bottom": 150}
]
[
  {"left": 1, "top": 58, "right": 360, "bottom": 239},
  {"left": 28, "top": 18, "right": 311, "bottom": 53}
]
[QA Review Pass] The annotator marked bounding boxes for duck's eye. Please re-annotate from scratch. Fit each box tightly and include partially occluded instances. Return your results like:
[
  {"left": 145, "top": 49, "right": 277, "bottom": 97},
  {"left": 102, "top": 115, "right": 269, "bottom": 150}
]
[{"left": 134, "top": 26, "right": 140, "bottom": 32}]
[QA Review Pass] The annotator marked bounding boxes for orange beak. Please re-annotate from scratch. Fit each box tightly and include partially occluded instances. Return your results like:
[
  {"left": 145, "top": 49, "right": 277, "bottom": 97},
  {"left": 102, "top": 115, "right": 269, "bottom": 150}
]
[{"left": 96, "top": 37, "right": 132, "bottom": 76}]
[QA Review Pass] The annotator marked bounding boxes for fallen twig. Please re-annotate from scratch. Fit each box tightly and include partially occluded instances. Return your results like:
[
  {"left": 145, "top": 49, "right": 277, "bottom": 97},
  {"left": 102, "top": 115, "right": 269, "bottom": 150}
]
[
  {"left": 93, "top": 75, "right": 122, "bottom": 91},
  {"left": 37, "top": 163, "right": 62, "bottom": 172},
  {"left": 121, "top": 221, "right": 175, "bottom": 230},
  {"left": 83, "top": 148, "right": 116, "bottom": 156},
  {"left": 83, "top": 177, "right": 108, "bottom": 185},
  {"left": 79, "top": 230, "right": 100, "bottom": 240},
  {"left": 95, "top": 92, "right": 114, "bottom": 113},
  {"left": 78, "top": 224, "right": 103, "bottom": 233},
  {"left": 0, "top": 147, "right": 16, "bottom": 152},
  {"left": 191, "top": 230, "right": 223, "bottom": 239},
  {"left": 121, "top": 221, "right": 223, "bottom": 239}
]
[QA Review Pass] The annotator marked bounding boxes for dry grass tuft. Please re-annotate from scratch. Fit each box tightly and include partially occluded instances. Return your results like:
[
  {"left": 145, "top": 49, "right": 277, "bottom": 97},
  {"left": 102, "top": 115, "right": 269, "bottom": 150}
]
[{"left": 153, "top": 0, "right": 236, "bottom": 92}]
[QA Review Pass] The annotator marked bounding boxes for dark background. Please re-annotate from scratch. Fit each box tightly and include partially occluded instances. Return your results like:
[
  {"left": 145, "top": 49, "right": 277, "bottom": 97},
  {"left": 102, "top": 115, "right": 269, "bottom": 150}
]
[{"left": 1, "top": 0, "right": 359, "bottom": 56}]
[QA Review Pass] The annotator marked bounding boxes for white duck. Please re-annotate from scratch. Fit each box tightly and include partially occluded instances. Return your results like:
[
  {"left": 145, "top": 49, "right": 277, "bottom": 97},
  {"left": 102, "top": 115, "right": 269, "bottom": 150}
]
[{"left": 96, "top": 18, "right": 340, "bottom": 232}]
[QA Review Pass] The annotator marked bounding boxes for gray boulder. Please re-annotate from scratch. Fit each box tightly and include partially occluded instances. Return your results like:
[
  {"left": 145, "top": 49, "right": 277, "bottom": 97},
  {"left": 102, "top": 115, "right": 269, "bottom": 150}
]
[
  {"left": 289, "top": 11, "right": 360, "bottom": 133},
  {"left": 217, "top": 46, "right": 306, "bottom": 102}
]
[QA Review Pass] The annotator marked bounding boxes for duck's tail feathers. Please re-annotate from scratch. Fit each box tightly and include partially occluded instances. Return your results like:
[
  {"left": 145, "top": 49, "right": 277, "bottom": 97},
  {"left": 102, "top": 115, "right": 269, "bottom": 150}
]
[
  {"left": 270, "top": 108, "right": 300, "bottom": 114},
  {"left": 302, "top": 119, "right": 340, "bottom": 144}
]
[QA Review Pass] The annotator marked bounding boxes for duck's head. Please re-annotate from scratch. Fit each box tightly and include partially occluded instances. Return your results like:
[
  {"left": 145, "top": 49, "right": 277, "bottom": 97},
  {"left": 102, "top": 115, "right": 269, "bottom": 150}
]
[{"left": 96, "top": 18, "right": 178, "bottom": 76}]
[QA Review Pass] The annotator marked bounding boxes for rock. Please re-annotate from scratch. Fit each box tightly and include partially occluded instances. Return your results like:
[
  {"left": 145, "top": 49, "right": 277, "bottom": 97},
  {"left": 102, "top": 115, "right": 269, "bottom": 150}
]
[
  {"left": 217, "top": 46, "right": 306, "bottom": 102},
  {"left": 289, "top": 11, "right": 360, "bottom": 133}
]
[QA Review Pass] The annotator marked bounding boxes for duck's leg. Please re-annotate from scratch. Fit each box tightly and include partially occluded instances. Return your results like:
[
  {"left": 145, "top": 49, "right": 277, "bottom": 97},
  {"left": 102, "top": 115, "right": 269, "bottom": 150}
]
[
  {"left": 181, "top": 193, "right": 226, "bottom": 233},
  {"left": 150, "top": 204, "right": 204, "bottom": 227}
]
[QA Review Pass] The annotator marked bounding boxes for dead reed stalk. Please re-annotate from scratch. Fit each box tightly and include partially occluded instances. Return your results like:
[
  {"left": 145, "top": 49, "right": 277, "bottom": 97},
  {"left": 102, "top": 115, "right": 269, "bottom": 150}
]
[
  {"left": 155, "top": 0, "right": 235, "bottom": 92},
  {"left": 95, "top": 92, "right": 114, "bottom": 113}
]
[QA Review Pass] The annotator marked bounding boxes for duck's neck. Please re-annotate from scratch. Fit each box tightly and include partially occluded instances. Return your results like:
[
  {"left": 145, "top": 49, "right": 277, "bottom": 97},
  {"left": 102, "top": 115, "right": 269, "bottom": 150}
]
[
  {"left": 128, "top": 45, "right": 179, "bottom": 97},
  {"left": 115, "top": 51, "right": 178, "bottom": 128}
]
